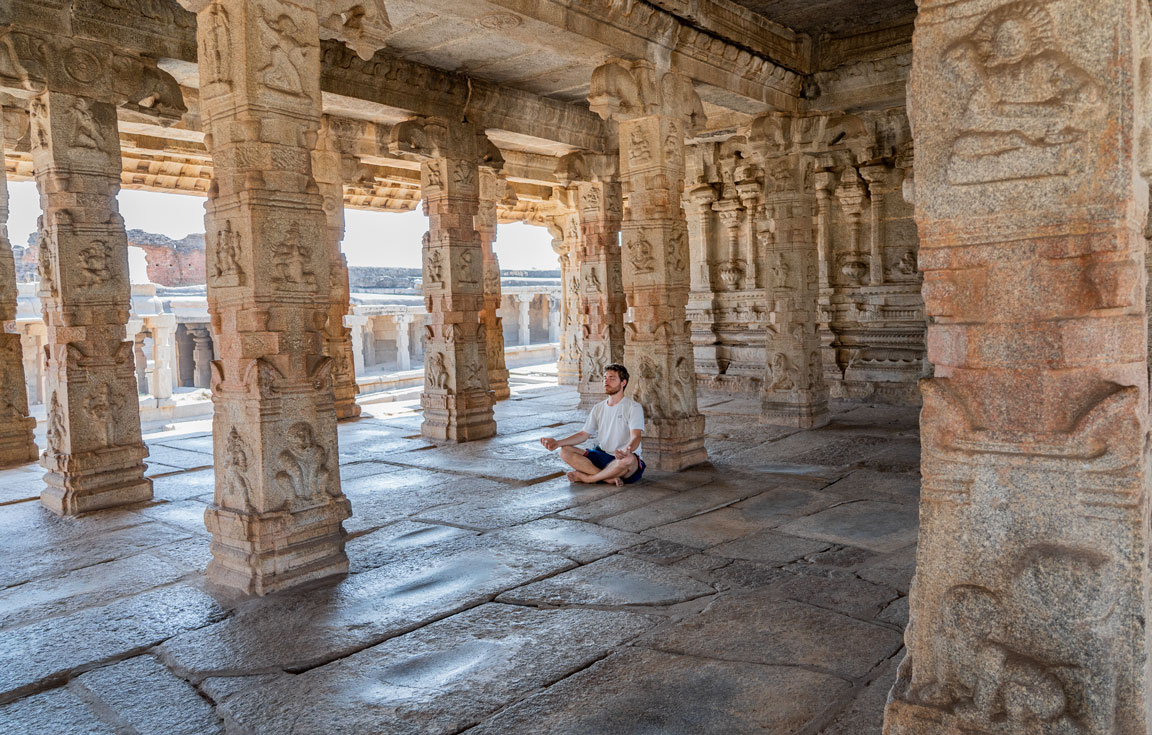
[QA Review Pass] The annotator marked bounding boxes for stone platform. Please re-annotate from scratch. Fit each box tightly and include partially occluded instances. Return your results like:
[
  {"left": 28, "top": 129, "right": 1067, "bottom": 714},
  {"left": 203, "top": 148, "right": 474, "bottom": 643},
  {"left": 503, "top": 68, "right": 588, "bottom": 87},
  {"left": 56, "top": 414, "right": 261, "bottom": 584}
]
[{"left": 0, "top": 368, "right": 918, "bottom": 734}]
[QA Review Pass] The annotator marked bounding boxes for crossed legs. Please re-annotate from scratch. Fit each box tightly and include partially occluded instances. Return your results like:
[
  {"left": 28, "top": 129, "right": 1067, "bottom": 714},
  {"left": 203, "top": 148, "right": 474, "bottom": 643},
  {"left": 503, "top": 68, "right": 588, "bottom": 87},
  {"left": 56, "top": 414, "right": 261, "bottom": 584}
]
[{"left": 559, "top": 446, "right": 637, "bottom": 486}]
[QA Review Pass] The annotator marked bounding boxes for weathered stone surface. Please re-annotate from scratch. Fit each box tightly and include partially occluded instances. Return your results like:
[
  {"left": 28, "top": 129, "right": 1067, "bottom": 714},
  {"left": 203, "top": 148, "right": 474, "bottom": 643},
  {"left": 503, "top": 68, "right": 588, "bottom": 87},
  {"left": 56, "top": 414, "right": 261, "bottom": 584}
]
[
  {"left": 0, "top": 687, "right": 115, "bottom": 735},
  {"left": 776, "top": 500, "right": 917, "bottom": 554},
  {"left": 710, "top": 529, "right": 832, "bottom": 564},
  {"left": 484, "top": 517, "right": 645, "bottom": 563},
  {"left": 415, "top": 476, "right": 623, "bottom": 530},
  {"left": 822, "top": 651, "right": 902, "bottom": 735},
  {"left": 644, "top": 506, "right": 776, "bottom": 548},
  {"left": 73, "top": 656, "right": 223, "bottom": 735},
  {"left": 158, "top": 541, "right": 573, "bottom": 680},
  {"left": 772, "top": 571, "right": 900, "bottom": 620},
  {"left": 646, "top": 593, "right": 903, "bottom": 679},
  {"left": 0, "top": 586, "right": 226, "bottom": 702},
  {"left": 347, "top": 520, "right": 478, "bottom": 573},
  {"left": 220, "top": 604, "right": 654, "bottom": 734},
  {"left": 467, "top": 648, "right": 850, "bottom": 734},
  {"left": 557, "top": 486, "right": 675, "bottom": 522},
  {"left": 600, "top": 485, "right": 755, "bottom": 532},
  {"left": 497, "top": 554, "right": 713, "bottom": 607}
]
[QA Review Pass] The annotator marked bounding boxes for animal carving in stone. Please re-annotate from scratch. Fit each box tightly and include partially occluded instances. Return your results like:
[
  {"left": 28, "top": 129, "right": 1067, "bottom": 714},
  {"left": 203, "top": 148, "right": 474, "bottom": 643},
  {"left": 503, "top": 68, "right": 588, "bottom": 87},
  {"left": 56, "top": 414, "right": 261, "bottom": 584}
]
[
  {"left": 890, "top": 250, "right": 918, "bottom": 277},
  {"left": 77, "top": 241, "right": 112, "bottom": 289},
  {"left": 275, "top": 422, "right": 332, "bottom": 501},
  {"left": 260, "top": 13, "right": 307, "bottom": 97},
  {"left": 271, "top": 223, "right": 316, "bottom": 288},
  {"left": 427, "top": 351, "right": 450, "bottom": 391},
  {"left": 943, "top": 1, "right": 1103, "bottom": 185}
]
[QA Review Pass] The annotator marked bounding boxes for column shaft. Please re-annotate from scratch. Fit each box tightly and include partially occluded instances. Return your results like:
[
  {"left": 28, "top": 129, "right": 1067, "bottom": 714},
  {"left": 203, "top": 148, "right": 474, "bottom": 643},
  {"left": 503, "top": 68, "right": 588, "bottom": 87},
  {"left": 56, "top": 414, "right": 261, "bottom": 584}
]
[
  {"left": 885, "top": 1, "right": 1152, "bottom": 732},
  {"left": 476, "top": 170, "right": 509, "bottom": 400},
  {"left": 577, "top": 179, "right": 625, "bottom": 410},
  {"left": 194, "top": 0, "right": 350, "bottom": 595},
  {"left": 31, "top": 91, "right": 152, "bottom": 513},
  {"left": 0, "top": 111, "right": 38, "bottom": 467}
]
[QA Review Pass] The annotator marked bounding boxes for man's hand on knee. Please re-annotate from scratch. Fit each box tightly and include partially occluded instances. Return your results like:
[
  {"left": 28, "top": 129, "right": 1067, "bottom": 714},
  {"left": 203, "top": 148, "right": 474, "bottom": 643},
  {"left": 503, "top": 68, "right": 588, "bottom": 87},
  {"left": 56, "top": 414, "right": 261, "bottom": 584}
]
[{"left": 540, "top": 437, "right": 559, "bottom": 451}]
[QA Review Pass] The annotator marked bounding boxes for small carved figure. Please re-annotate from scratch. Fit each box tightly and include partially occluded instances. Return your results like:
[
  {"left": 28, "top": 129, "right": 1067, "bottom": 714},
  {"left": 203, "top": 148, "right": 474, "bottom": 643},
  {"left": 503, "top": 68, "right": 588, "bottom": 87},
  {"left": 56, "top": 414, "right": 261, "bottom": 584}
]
[
  {"left": 807, "top": 351, "right": 823, "bottom": 391},
  {"left": 205, "top": 2, "right": 232, "bottom": 86},
  {"left": 771, "top": 252, "right": 792, "bottom": 289},
  {"left": 891, "top": 250, "right": 918, "bottom": 277},
  {"left": 453, "top": 161, "right": 476, "bottom": 190},
  {"left": 424, "top": 162, "right": 444, "bottom": 189},
  {"left": 275, "top": 422, "right": 332, "bottom": 500},
  {"left": 83, "top": 383, "right": 122, "bottom": 448},
  {"left": 628, "top": 234, "right": 656, "bottom": 273},
  {"left": 428, "top": 351, "right": 450, "bottom": 390},
  {"left": 663, "top": 122, "right": 681, "bottom": 162},
  {"left": 271, "top": 223, "right": 316, "bottom": 288},
  {"left": 221, "top": 427, "right": 253, "bottom": 509},
  {"left": 72, "top": 101, "right": 104, "bottom": 151},
  {"left": 214, "top": 221, "right": 243, "bottom": 283},
  {"left": 587, "top": 268, "right": 602, "bottom": 294},
  {"left": 459, "top": 248, "right": 478, "bottom": 284},
  {"left": 45, "top": 392, "right": 65, "bottom": 455},
  {"left": 425, "top": 246, "right": 445, "bottom": 286},
  {"left": 628, "top": 127, "right": 651, "bottom": 162},
  {"left": 767, "top": 352, "right": 797, "bottom": 391},
  {"left": 261, "top": 13, "right": 306, "bottom": 96},
  {"left": 77, "top": 241, "right": 112, "bottom": 289}
]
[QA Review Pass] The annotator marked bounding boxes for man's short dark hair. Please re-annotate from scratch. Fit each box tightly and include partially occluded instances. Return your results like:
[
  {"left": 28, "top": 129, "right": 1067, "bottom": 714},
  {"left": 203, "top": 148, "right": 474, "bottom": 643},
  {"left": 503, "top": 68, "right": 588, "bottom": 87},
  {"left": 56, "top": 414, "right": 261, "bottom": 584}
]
[{"left": 605, "top": 363, "right": 629, "bottom": 389}]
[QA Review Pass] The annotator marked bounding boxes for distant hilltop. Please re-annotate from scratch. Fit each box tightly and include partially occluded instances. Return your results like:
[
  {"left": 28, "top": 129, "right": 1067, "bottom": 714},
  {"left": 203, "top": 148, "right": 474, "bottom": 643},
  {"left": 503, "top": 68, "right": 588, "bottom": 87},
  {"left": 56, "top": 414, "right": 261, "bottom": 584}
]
[{"left": 15, "top": 230, "right": 560, "bottom": 288}]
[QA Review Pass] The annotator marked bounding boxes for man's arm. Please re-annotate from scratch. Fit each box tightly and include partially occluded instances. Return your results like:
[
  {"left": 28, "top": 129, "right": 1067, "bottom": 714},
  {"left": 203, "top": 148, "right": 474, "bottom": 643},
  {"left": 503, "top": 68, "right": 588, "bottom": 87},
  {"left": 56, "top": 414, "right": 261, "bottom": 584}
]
[
  {"left": 613, "top": 429, "right": 643, "bottom": 459},
  {"left": 540, "top": 431, "right": 590, "bottom": 451}
]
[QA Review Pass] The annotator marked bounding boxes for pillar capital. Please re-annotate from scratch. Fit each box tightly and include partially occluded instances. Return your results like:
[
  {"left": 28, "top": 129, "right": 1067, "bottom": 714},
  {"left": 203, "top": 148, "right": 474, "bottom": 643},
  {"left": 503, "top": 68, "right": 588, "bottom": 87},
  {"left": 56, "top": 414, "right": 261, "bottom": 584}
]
[{"left": 588, "top": 60, "right": 705, "bottom": 133}]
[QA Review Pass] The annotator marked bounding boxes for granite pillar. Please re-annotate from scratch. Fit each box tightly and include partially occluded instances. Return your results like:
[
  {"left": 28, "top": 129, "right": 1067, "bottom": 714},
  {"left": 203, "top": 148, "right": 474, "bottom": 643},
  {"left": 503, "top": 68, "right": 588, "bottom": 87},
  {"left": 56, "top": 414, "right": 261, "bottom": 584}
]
[{"left": 476, "top": 169, "right": 510, "bottom": 400}]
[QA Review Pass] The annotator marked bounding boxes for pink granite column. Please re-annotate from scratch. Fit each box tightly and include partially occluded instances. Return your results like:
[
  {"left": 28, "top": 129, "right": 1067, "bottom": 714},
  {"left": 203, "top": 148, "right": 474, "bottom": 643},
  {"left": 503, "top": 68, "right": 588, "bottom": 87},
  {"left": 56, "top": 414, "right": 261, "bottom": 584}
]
[
  {"left": 389, "top": 118, "right": 495, "bottom": 441},
  {"left": 314, "top": 117, "right": 361, "bottom": 420},
  {"left": 30, "top": 91, "right": 152, "bottom": 513},
  {"left": 589, "top": 60, "right": 707, "bottom": 471},
  {"left": 0, "top": 109, "right": 38, "bottom": 467},
  {"left": 476, "top": 169, "right": 510, "bottom": 401},
  {"left": 190, "top": 0, "right": 350, "bottom": 594},
  {"left": 885, "top": 1, "right": 1152, "bottom": 732}
]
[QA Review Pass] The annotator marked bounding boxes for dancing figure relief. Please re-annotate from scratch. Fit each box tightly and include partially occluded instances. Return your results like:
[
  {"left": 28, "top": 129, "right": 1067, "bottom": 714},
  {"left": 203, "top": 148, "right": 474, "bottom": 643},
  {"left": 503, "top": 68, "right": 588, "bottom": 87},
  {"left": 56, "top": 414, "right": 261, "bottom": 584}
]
[{"left": 275, "top": 422, "right": 333, "bottom": 501}]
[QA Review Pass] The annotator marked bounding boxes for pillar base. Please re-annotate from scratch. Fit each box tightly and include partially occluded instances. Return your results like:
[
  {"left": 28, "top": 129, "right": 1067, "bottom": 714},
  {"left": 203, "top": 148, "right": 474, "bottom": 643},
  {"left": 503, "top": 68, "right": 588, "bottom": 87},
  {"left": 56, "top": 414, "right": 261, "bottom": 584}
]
[
  {"left": 421, "top": 390, "right": 496, "bottom": 442},
  {"left": 204, "top": 499, "right": 351, "bottom": 596},
  {"left": 644, "top": 415, "right": 708, "bottom": 471},
  {"left": 0, "top": 416, "right": 38, "bottom": 468},
  {"left": 489, "top": 368, "right": 511, "bottom": 402},
  {"left": 760, "top": 394, "right": 830, "bottom": 429},
  {"left": 335, "top": 401, "right": 362, "bottom": 421},
  {"left": 40, "top": 446, "right": 153, "bottom": 515}
]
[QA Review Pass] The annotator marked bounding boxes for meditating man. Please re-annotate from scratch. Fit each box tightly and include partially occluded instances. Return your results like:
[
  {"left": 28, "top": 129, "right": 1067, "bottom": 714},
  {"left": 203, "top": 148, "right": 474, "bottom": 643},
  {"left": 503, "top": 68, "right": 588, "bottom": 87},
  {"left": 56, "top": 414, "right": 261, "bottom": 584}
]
[{"left": 540, "top": 363, "right": 646, "bottom": 485}]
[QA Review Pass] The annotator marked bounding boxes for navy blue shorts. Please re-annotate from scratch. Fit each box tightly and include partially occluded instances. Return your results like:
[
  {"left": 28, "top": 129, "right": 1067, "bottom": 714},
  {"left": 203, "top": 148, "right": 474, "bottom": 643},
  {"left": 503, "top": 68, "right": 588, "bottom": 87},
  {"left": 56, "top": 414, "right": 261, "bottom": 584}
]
[{"left": 584, "top": 446, "right": 645, "bottom": 484}]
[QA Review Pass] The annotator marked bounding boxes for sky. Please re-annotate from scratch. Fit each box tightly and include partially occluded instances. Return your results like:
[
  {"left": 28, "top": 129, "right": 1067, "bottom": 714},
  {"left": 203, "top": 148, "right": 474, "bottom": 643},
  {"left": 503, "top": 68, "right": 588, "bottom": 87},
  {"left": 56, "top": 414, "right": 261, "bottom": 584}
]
[{"left": 6, "top": 181, "right": 561, "bottom": 272}]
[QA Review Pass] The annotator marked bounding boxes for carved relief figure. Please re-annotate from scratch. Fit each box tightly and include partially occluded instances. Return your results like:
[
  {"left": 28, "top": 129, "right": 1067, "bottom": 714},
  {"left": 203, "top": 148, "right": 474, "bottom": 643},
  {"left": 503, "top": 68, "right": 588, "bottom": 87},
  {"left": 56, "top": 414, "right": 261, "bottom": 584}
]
[
  {"left": 663, "top": 122, "right": 681, "bottom": 163},
  {"left": 72, "top": 100, "right": 104, "bottom": 151},
  {"left": 260, "top": 13, "right": 306, "bottom": 97},
  {"left": 78, "top": 241, "right": 112, "bottom": 288},
  {"left": 275, "top": 422, "right": 332, "bottom": 500},
  {"left": 458, "top": 248, "right": 478, "bottom": 285},
  {"left": 628, "top": 234, "right": 656, "bottom": 273},
  {"left": 453, "top": 161, "right": 476, "bottom": 190},
  {"left": 205, "top": 2, "right": 232, "bottom": 86},
  {"left": 944, "top": 1, "right": 1103, "bottom": 185},
  {"left": 221, "top": 427, "right": 253, "bottom": 509},
  {"left": 83, "top": 383, "right": 122, "bottom": 447},
  {"left": 30, "top": 98, "right": 49, "bottom": 150},
  {"left": 425, "top": 245, "right": 445, "bottom": 287},
  {"left": 667, "top": 231, "right": 686, "bottom": 274},
  {"left": 767, "top": 352, "right": 797, "bottom": 391},
  {"left": 771, "top": 252, "right": 792, "bottom": 290},
  {"left": 628, "top": 127, "right": 651, "bottom": 162},
  {"left": 272, "top": 223, "right": 316, "bottom": 288},
  {"left": 214, "top": 220, "right": 243, "bottom": 284},
  {"left": 424, "top": 162, "right": 444, "bottom": 189},
  {"left": 588, "top": 268, "right": 602, "bottom": 294},
  {"left": 890, "top": 250, "right": 918, "bottom": 277},
  {"left": 427, "top": 351, "right": 450, "bottom": 390},
  {"left": 45, "top": 391, "right": 65, "bottom": 455},
  {"left": 807, "top": 351, "right": 823, "bottom": 391},
  {"left": 36, "top": 220, "right": 57, "bottom": 297},
  {"left": 583, "top": 342, "right": 607, "bottom": 383}
]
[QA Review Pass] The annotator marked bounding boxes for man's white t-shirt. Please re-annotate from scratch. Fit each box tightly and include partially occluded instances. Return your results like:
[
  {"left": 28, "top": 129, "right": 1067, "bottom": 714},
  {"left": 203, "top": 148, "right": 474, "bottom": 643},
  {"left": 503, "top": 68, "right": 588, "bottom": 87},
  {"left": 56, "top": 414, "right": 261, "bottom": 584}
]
[{"left": 581, "top": 395, "right": 645, "bottom": 457}]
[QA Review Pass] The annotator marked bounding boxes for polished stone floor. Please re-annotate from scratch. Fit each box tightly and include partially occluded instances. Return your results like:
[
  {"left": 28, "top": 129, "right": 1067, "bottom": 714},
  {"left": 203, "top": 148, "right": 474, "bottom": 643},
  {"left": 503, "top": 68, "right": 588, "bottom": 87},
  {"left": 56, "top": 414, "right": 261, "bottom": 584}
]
[{"left": 0, "top": 367, "right": 919, "bottom": 734}]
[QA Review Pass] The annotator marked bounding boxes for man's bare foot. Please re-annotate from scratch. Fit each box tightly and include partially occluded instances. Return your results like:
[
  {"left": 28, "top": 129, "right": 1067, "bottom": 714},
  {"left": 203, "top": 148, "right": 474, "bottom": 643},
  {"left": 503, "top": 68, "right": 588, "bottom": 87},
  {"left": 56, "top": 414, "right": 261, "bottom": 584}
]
[
  {"left": 566, "top": 471, "right": 590, "bottom": 483},
  {"left": 609, "top": 477, "right": 625, "bottom": 487}
]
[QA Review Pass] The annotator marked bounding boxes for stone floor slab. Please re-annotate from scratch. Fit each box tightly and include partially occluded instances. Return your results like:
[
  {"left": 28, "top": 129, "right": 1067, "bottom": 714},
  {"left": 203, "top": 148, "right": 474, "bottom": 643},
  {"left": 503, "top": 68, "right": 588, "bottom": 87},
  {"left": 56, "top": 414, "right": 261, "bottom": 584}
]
[
  {"left": 150, "top": 468, "right": 216, "bottom": 502},
  {"left": 483, "top": 517, "right": 645, "bottom": 563},
  {"left": 776, "top": 500, "right": 919, "bottom": 554},
  {"left": 158, "top": 540, "right": 574, "bottom": 680},
  {"left": 643, "top": 506, "right": 772, "bottom": 548},
  {"left": 466, "top": 648, "right": 850, "bottom": 735},
  {"left": 219, "top": 604, "right": 654, "bottom": 735},
  {"left": 415, "top": 477, "right": 623, "bottom": 530},
  {"left": 497, "top": 554, "right": 714, "bottom": 607},
  {"left": 347, "top": 520, "right": 478, "bottom": 572},
  {"left": 73, "top": 655, "right": 223, "bottom": 735},
  {"left": 0, "top": 585, "right": 227, "bottom": 703},
  {"left": 819, "top": 650, "right": 903, "bottom": 735},
  {"left": 642, "top": 593, "right": 903, "bottom": 680},
  {"left": 599, "top": 485, "right": 756, "bottom": 533},
  {"left": 556, "top": 486, "right": 675, "bottom": 522},
  {"left": 0, "top": 465, "right": 45, "bottom": 505},
  {"left": 709, "top": 530, "right": 833, "bottom": 565},
  {"left": 0, "top": 686, "right": 115, "bottom": 735}
]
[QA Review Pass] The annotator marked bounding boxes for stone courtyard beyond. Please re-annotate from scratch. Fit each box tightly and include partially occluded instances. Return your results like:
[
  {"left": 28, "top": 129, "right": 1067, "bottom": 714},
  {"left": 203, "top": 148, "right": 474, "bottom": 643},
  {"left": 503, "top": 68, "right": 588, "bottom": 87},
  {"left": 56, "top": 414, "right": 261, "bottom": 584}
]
[{"left": 0, "top": 369, "right": 917, "bottom": 734}]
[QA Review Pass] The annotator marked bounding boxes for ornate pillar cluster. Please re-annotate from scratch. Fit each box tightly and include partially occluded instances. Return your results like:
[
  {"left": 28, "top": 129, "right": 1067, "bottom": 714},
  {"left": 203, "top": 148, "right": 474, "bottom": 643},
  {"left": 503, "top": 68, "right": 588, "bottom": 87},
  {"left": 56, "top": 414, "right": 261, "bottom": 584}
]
[
  {"left": 187, "top": 0, "right": 352, "bottom": 594},
  {"left": 0, "top": 108, "right": 38, "bottom": 468},
  {"left": 753, "top": 113, "right": 829, "bottom": 428},
  {"left": 589, "top": 60, "right": 707, "bottom": 471},
  {"left": 886, "top": 1, "right": 1152, "bottom": 733},
  {"left": 30, "top": 91, "right": 154, "bottom": 513},
  {"left": 388, "top": 118, "right": 496, "bottom": 441},
  {"left": 551, "top": 209, "right": 582, "bottom": 385},
  {"left": 558, "top": 153, "right": 626, "bottom": 409},
  {"left": 313, "top": 117, "right": 361, "bottom": 420},
  {"left": 476, "top": 169, "right": 510, "bottom": 400}
]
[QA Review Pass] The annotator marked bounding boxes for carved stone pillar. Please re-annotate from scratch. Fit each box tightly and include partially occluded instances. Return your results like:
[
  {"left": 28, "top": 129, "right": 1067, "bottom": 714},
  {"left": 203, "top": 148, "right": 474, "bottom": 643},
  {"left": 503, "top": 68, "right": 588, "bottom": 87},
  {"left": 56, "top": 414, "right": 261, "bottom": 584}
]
[
  {"left": 568, "top": 164, "right": 625, "bottom": 410},
  {"left": 394, "top": 313, "right": 411, "bottom": 372},
  {"left": 30, "top": 91, "right": 153, "bottom": 513},
  {"left": 313, "top": 118, "right": 361, "bottom": 420},
  {"left": 712, "top": 199, "right": 744, "bottom": 291},
  {"left": 0, "top": 110, "right": 38, "bottom": 468},
  {"left": 191, "top": 327, "right": 213, "bottom": 389},
  {"left": 476, "top": 170, "right": 510, "bottom": 400},
  {"left": 345, "top": 313, "right": 368, "bottom": 376},
  {"left": 548, "top": 299, "right": 560, "bottom": 342},
  {"left": 388, "top": 118, "right": 495, "bottom": 441},
  {"left": 860, "top": 164, "right": 887, "bottom": 286},
  {"left": 755, "top": 113, "right": 829, "bottom": 428},
  {"left": 149, "top": 314, "right": 175, "bottom": 402},
  {"left": 685, "top": 182, "right": 718, "bottom": 295},
  {"left": 589, "top": 60, "right": 707, "bottom": 471},
  {"left": 189, "top": 0, "right": 351, "bottom": 594},
  {"left": 813, "top": 168, "right": 836, "bottom": 292},
  {"left": 736, "top": 170, "right": 763, "bottom": 291},
  {"left": 885, "top": 2, "right": 1152, "bottom": 734},
  {"left": 552, "top": 212, "right": 583, "bottom": 385},
  {"left": 516, "top": 294, "right": 531, "bottom": 347}
]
